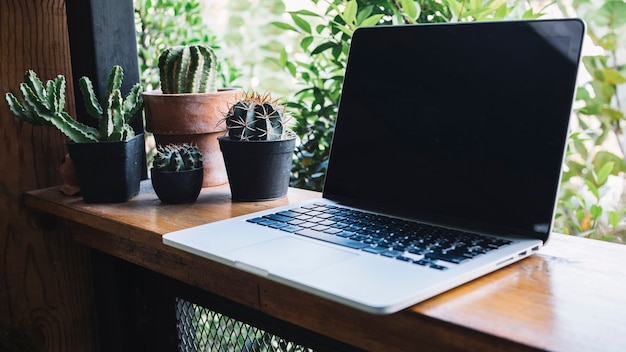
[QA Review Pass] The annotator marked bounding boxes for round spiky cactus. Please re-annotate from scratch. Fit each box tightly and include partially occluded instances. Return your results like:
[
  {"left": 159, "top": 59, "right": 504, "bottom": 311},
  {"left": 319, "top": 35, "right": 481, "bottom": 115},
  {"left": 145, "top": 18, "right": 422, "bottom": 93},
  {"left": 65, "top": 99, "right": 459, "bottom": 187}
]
[
  {"left": 153, "top": 144, "right": 203, "bottom": 172},
  {"left": 158, "top": 45, "right": 217, "bottom": 94},
  {"left": 222, "top": 92, "right": 290, "bottom": 141}
]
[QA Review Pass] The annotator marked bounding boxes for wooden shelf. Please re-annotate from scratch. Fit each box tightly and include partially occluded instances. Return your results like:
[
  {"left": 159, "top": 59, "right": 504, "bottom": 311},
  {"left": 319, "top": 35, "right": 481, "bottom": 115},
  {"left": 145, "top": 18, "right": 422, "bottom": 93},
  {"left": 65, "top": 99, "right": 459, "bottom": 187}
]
[{"left": 25, "top": 181, "right": 626, "bottom": 351}]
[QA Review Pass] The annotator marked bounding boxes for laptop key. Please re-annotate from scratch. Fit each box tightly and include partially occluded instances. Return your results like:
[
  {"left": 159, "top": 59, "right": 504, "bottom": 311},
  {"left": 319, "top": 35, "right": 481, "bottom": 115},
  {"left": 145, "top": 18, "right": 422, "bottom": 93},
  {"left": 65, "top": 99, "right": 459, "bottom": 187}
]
[
  {"left": 280, "top": 225, "right": 303, "bottom": 233},
  {"left": 264, "top": 213, "right": 292, "bottom": 223},
  {"left": 425, "top": 251, "right": 470, "bottom": 264},
  {"left": 296, "top": 229, "right": 369, "bottom": 249}
]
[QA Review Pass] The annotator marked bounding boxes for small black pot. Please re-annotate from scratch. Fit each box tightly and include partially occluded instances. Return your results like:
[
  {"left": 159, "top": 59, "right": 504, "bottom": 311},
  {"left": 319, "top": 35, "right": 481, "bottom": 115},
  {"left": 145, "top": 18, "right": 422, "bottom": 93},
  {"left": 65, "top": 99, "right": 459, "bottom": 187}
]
[
  {"left": 66, "top": 134, "right": 144, "bottom": 203},
  {"left": 218, "top": 136, "right": 296, "bottom": 201},
  {"left": 151, "top": 168, "right": 203, "bottom": 204}
]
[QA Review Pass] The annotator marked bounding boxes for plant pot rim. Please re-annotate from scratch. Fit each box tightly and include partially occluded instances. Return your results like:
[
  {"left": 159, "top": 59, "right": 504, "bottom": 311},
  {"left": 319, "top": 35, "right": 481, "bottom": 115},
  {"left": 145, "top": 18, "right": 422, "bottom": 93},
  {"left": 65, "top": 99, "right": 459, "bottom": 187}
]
[
  {"left": 151, "top": 167, "right": 203, "bottom": 174},
  {"left": 142, "top": 88, "right": 243, "bottom": 98},
  {"left": 65, "top": 132, "right": 144, "bottom": 145},
  {"left": 217, "top": 135, "right": 297, "bottom": 143}
]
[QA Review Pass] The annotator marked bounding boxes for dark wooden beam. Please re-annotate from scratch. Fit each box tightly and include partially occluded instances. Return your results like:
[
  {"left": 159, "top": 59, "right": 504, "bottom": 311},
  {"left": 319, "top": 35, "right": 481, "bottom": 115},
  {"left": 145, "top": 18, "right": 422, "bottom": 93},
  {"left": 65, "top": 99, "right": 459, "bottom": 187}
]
[
  {"left": 65, "top": 1, "right": 149, "bottom": 349},
  {"left": 66, "top": 0, "right": 147, "bottom": 177}
]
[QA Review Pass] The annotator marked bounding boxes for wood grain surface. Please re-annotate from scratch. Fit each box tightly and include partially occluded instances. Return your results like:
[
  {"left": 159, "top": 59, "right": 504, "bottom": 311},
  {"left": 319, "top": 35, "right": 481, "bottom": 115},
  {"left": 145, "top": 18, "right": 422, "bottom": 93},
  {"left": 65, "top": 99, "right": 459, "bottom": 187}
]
[
  {"left": 25, "top": 182, "right": 626, "bottom": 352},
  {"left": 1, "top": 1, "right": 98, "bottom": 350}
]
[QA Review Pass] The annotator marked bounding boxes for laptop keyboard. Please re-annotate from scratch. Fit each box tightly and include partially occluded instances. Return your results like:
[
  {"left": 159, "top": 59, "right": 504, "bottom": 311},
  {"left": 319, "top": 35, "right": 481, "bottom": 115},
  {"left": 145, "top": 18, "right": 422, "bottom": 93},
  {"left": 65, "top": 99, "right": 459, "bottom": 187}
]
[{"left": 247, "top": 203, "right": 513, "bottom": 271}]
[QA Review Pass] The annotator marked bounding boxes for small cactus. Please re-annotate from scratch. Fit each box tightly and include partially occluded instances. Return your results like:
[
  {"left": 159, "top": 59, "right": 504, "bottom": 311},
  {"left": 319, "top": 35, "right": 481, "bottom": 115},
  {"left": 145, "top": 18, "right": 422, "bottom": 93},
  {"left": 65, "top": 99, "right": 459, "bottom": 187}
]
[
  {"left": 153, "top": 144, "right": 203, "bottom": 172},
  {"left": 222, "top": 92, "right": 290, "bottom": 141},
  {"left": 158, "top": 45, "right": 217, "bottom": 94},
  {"left": 4, "top": 65, "right": 142, "bottom": 143}
]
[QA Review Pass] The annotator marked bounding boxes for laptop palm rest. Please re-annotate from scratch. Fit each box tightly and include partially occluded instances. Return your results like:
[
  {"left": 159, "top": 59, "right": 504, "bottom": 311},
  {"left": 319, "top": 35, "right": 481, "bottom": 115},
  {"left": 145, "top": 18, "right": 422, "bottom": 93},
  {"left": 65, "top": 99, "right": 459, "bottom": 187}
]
[{"left": 229, "top": 237, "right": 358, "bottom": 276}]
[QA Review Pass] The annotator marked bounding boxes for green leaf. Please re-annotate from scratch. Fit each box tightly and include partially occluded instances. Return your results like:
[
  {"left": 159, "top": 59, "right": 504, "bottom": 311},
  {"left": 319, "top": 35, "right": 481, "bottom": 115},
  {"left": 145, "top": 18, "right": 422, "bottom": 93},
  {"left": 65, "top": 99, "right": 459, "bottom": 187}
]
[
  {"left": 608, "top": 211, "right": 622, "bottom": 229},
  {"left": 360, "top": 14, "right": 384, "bottom": 27},
  {"left": 270, "top": 21, "right": 297, "bottom": 32},
  {"left": 289, "top": 9, "right": 319, "bottom": 17},
  {"left": 311, "top": 42, "right": 336, "bottom": 56},
  {"left": 601, "top": 67, "right": 626, "bottom": 85},
  {"left": 400, "top": 0, "right": 419, "bottom": 21},
  {"left": 343, "top": 0, "right": 358, "bottom": 26},
  {"left": 595, "top": 161, "right": 614, "bottom": 185},
  {"left": 289, "top": 13, "right": 311, "bottom": 34},
  {"left": 590, "top": 204, "right": 602, "bottom": 219},
  {"left": 300, "top": 36, "right": 314, "bottom": 51},
  {"left": 329, "top": 20, "right": 353, "bottom": 37},
  {"left": 593, "top": 151, "right": 626, "bottom": 174},
  {"left": 593, "top": 1, "right": 626, "bottom": 28}
]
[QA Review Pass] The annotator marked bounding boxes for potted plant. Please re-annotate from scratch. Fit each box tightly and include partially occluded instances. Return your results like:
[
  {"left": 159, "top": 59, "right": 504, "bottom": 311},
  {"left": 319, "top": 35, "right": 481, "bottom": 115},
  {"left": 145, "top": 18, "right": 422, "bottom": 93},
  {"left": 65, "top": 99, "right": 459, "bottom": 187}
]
[
  {"left": 5, "top": 65, "right": 144, "bottom": 203},
  {"left": 142, "top": 44, "right": 243, "bottom": 187},
  {"left": 218, "top": 92, "right": 296, "bottom": 201},
  {"left": 151, "top": 143, "right": 203, "bottom": 204}
]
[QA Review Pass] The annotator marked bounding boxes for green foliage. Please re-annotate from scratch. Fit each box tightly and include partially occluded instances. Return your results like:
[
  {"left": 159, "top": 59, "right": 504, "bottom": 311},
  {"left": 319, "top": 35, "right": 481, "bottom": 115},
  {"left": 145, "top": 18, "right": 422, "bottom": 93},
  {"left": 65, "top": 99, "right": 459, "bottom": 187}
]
[
  {"left": 222, "top": 92, "right": 289, "bottom": 141},
  {"left": 158, "top": 44, "right": 218, "bottom": 94},
  {"left": 272, "top": 0, "right": 545, "bottom": 190},
  {"left": 153, "top": 143, "right": 203, "bottom": 171},
  {"left": 554, "top": 0, "right": 626, "bottom": 243},
  {"left": 134, "top": 0, "right": 240, "bottom": 91},
  {"left": 5, "top": 65, "right": 142, "bottom": 143}
]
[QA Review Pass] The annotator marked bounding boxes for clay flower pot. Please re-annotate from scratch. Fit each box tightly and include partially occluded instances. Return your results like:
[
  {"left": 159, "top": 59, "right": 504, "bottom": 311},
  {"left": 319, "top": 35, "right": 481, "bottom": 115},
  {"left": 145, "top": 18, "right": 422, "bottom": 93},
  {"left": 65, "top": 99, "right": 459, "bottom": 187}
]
[{"left": 142, "top": 88, "right": 243, "bottom": 187}]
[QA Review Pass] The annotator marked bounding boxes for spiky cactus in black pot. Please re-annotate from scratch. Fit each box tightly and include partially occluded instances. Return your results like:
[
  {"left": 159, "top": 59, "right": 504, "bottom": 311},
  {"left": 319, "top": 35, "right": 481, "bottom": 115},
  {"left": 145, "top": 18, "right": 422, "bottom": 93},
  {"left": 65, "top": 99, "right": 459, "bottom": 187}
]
[
  {"left": 151, "top": 143, "right": 204, "bottom": 204},
  {"left": 218, "top": 92, "right": 296, "bottom": 202},
  {"left": 4, "top": 65, "right": 145, "bottom": 203}
]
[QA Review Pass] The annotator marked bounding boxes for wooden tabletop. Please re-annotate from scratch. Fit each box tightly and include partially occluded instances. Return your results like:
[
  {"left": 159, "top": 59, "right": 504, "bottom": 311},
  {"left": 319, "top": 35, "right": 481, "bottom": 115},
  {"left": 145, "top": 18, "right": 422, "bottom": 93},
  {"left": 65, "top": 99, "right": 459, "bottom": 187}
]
[{"left": 25, "top": 181, "right": 626, "bottom": 352}]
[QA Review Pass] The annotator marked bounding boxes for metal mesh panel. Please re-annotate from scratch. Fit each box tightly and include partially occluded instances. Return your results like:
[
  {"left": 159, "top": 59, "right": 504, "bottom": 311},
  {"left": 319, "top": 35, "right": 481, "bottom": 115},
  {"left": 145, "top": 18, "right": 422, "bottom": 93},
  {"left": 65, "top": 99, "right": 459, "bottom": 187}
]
[{"left": 176, "top": 298, "right": 315, "bottom": 352}]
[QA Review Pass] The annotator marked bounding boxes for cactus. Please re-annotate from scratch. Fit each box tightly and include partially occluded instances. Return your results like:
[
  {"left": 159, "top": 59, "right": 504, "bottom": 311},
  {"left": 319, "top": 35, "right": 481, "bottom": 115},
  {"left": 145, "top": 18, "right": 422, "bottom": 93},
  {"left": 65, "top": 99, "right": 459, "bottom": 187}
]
[
  {"left": 158, "top": 45, "right": 217, "bottom": 94},
  {"left": 153, "top": 144, "right": 203, "bottom": 172},
  {"left": 222, "top": 92, "right": 290, "bottom": 141},
  {"left": 5, "top": 65, "right": 143, "bottom": 143}
]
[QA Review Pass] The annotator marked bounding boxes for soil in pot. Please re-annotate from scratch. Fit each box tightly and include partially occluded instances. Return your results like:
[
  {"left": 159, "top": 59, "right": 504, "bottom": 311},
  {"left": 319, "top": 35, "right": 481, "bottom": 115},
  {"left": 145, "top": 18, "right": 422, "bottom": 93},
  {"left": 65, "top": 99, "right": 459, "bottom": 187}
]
[{"left": 151, "top": 167, "right": 203, "bottom": 204}]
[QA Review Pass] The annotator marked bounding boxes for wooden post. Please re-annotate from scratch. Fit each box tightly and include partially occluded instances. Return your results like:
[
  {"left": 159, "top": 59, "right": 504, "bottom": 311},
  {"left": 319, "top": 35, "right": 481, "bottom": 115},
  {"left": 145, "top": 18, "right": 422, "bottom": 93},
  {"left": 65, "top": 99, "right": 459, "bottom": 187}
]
[
  {"left": 0, "top": 1, "right": 98, "bottom": 350},
  {"left": 66, "top": 0, "right": 148, "bottom": 179}
]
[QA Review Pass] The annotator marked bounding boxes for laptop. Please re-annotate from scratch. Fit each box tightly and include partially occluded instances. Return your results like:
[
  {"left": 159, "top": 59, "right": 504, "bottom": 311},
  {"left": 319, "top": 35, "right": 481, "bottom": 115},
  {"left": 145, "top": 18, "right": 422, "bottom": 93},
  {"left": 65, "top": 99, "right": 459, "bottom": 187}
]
[{"left": 163, "top": 19, "right": 585, "bottom": 314}]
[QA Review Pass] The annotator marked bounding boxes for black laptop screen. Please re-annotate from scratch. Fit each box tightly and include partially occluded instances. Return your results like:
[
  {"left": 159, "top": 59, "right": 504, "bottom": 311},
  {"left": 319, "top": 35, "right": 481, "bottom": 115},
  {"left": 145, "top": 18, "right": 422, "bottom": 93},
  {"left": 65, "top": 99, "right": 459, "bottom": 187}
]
[{"left": 322, "top": 20, "right": 585, "bottom": 241}]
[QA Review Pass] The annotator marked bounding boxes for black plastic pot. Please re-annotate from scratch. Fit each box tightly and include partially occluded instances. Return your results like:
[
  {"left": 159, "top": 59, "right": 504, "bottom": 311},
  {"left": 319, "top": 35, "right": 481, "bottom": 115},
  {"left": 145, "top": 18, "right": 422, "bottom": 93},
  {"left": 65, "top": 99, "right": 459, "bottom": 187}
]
[
  {"left": 66, "top": 134, "right": 144, "bottom": 203},
  {"left": 151, "top": 168, "right": 203, "bottom": 204},
  {"left": 218, "top": 136, "right": 296, "bottom": 201}
]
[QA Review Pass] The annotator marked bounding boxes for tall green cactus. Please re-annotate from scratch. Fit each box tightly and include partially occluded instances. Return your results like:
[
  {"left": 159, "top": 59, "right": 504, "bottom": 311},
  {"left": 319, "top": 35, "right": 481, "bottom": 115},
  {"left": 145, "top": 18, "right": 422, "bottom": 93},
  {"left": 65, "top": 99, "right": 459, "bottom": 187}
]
[
  {"left": 158, "top": 45, "right": 217, "bottom": 94},
  {"left": 223, "top": 92, "right": 289, "bottom": 141},
  {"left": 153, "top": 144, "right": 203, "bottom": 172},
  {"left": 5, "top": 65, "right": 143, "bottom": 143}
]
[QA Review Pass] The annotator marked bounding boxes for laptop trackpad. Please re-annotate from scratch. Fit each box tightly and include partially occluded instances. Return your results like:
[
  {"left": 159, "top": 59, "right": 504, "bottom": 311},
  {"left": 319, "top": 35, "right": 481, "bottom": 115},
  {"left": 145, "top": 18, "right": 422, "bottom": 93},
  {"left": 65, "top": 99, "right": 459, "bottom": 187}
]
[{"left": 229, "top": 237, "right": 358, "bottom": 276}]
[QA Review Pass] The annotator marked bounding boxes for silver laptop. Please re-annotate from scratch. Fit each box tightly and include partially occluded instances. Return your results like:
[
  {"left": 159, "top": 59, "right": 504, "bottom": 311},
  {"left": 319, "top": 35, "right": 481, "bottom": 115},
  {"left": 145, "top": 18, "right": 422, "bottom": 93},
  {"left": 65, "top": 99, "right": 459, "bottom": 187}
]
[{"left": 164, "top": 19, "right": 585, "bottom": 314}]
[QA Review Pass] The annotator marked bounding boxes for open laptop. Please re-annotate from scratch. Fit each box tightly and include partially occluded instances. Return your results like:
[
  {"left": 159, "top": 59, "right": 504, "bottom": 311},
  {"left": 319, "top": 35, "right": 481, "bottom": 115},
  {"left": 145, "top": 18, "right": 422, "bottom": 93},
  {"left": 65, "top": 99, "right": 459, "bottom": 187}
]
[{"left": 163, "top": 19, "right": 585, "bottom": 314}]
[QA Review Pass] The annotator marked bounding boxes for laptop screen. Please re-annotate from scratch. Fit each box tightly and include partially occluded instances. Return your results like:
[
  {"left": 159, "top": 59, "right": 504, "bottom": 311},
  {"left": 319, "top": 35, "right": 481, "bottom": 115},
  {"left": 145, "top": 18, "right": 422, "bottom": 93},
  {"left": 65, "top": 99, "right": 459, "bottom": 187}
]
[{"left": 323, "top": 19, "right": 585, "bottom": 241}]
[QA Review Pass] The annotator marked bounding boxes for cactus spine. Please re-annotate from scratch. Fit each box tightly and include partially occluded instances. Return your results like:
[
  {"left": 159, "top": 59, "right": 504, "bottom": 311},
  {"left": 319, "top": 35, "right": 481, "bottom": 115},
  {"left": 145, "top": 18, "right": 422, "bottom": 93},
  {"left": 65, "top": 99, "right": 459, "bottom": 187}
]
[
  {"left": 5, "top": 65, "right": 142, "bottom": 143},
  {"left": 158, "top": 45, "right": 217, "bottom": 94},
  {"left": 153, "top": 144, "right": 203, "bottom": 172},
  {"left": 223, "top": 92, "right": 289, "bottom": 141}
]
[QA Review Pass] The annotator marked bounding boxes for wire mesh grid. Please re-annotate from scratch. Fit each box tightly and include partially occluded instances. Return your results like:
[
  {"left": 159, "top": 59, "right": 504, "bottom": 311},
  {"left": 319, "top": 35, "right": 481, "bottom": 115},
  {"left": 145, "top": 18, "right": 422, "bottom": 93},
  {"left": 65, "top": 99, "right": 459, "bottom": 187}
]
[{"left": 176, "top": 297, "right": 315, "bottom": 352}]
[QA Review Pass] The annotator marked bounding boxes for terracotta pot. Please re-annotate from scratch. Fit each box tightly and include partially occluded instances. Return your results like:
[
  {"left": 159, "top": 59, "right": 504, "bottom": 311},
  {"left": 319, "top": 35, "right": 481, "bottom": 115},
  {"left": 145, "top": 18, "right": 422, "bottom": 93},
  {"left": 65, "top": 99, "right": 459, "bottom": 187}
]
[{"left": 142, "top": 88, "right": 243, "bottom": 187}]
